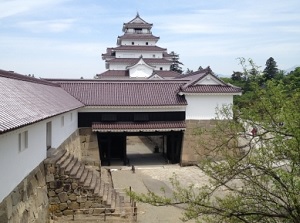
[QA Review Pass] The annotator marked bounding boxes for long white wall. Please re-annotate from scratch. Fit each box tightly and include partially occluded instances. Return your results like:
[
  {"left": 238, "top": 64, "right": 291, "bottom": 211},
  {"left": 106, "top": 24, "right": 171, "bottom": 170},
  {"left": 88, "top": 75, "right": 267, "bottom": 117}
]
[
  {"left": 0, "top": 110, "right": 78, "bottom": 202},
  {"left": 116, "top": 52, "right": 162, "bottom": 58},
  {"left": 122, "top": 40, "right": 156, "bottom": 46},
  {"left": 185, "top": 95, "right": 233, "bottom": 120}
]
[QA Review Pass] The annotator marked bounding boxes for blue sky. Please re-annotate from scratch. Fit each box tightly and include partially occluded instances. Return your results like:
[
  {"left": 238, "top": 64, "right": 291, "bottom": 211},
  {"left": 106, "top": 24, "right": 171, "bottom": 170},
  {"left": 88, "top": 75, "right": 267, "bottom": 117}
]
[{"left": 0, "top": 0, "right": 299, "bottom": 78}]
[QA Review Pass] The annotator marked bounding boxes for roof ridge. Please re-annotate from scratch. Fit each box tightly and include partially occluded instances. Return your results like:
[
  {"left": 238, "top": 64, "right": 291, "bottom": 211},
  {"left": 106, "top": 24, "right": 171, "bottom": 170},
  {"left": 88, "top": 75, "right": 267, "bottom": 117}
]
[{"left": 0, "top": 69, "right": 59, "bottom": 87}]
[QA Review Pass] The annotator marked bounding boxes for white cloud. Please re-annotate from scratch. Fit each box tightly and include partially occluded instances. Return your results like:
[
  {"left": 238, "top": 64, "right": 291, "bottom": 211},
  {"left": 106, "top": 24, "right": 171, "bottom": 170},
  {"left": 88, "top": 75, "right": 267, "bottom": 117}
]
[
  {"left": 0, "top": 0, "right": 68, "bottom": 19},
  {"left": 18, "top": 19, "right": 76, "bottom": 33}
]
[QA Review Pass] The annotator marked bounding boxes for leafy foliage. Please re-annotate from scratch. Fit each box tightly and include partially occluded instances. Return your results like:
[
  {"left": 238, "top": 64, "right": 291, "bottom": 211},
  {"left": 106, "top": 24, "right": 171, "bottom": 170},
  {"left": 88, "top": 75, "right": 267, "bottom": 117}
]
[{"left": 129, "top": 60, "right": 300, "bottom": 222}]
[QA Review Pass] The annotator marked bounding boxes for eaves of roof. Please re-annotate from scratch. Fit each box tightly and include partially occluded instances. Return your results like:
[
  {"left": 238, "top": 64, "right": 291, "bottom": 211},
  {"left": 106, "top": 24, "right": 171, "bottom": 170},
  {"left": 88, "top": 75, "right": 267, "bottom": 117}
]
[{"left": 92, "top": 121, "right": 186, "bottom": 133}]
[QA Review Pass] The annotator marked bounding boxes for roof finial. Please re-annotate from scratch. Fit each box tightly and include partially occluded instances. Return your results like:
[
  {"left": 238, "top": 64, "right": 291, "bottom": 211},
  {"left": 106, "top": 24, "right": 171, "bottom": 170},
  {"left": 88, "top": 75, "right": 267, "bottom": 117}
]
[{"left": 136, "top": 12, "right": 140, "bottom": 17}]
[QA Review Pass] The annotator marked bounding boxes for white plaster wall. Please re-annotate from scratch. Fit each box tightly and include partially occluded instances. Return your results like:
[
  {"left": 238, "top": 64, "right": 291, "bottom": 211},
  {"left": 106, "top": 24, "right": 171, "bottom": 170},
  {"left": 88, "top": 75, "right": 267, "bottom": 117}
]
[
  {"left": 154, "top": 64, "right": 170, "bottom": 70},
  {"left": 116, "top": 52, "right": 162, "bottom": 58},
  {"left": 51, "top": 111, "right": 78, "bottom": 148},
  {"left": 122, "top": 40, "right": 156, "bottom": 46},
  {"left": 185, "top": 95, "right": 233, "bottom": 120},
  {"left": 0, "top": 110, "right": 78, "bottom": 202},
  {"left": 129, "top": 65, "right": 153, "bottom": 78}
]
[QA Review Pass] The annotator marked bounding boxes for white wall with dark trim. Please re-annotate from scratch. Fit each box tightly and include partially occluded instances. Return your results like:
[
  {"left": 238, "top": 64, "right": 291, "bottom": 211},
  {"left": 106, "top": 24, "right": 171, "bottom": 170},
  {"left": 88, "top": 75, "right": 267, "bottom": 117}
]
[{"left": 0, "top": 110, "right": 78, "bottom": 202}]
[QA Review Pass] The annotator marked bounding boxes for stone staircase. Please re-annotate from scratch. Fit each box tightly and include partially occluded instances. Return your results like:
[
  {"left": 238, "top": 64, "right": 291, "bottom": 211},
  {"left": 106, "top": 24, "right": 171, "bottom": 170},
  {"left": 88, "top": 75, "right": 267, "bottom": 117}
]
[{"left": 44, "top": 148, "right": 135, "bottom": 221}]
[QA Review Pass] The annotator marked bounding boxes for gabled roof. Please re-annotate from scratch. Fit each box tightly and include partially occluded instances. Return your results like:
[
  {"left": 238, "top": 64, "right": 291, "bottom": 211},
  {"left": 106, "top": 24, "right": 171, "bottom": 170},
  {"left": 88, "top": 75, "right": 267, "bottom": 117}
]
[
  {"left": 123, "top": 13, "right": 153, "bottom": 31},
  {"left": 148, "top": 71, "right": 182, "bottom": 79},
  {"left": 49, "top": 80, "right": 187, "bottom": 107},
  {"left": 0, "top": 69, "right": 83, "bottom": 134},
  {"left": 126, "top": 57, "right": 155, "bottom": 70},
  {"left": 177, "top": 67, "right": 242, "bottom": 95}
]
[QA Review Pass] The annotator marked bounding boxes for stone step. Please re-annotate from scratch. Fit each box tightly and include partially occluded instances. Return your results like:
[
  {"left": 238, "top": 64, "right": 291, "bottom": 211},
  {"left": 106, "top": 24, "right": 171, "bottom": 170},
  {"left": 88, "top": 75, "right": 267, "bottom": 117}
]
[
  {"left": 65, "top": 158, "right": 78, "bottom": 174},
  {"left": 56, "top": 152, "right": 70, "bottom": 166},
  {"left": 79, "top": 168, "right": 89, "bottom": 185},
  {"left": 60, "top": 155, "right": 73, "bottom": 170},
  {"left": 90, "top": 171, "right": 98, "bottom": 190},
  {"left": 45, "top": 148, "right": 67, "bottom": 164},
  {"left": 99, "top": 180, "right": 105, "bottom": 198},
  {"left": 70, "top": 161, "right": 81, "bottom": 177},
  {"left": 94, "top": 179, "right": 101, "bottom": 196},
  {"left": 106, "top": 186, "right": 112, "bottom": 206},
  {"left": 74, "top": 165, "right": 84, "bottom": 179},
  {"left": 111, "top": 189, "right": 116, "bottom": 210},
  {"left": 83, "top": 171, "right": 93, "bottom": 188},
  {"left": 102, "top": 182, "right": 110, "bottom": 205}
]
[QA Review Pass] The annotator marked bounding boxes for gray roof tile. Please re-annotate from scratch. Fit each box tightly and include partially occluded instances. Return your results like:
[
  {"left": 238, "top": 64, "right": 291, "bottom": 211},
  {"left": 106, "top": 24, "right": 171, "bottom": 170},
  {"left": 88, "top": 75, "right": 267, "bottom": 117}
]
[
  {"left": 54, "top": 80, "right": 187, "bottom": 107},
  {"left": 92, "top": 121, "right": 186, "bottom": 132},
  {"left": 0, "top": 70, "right": 83, "bottom": 133}
]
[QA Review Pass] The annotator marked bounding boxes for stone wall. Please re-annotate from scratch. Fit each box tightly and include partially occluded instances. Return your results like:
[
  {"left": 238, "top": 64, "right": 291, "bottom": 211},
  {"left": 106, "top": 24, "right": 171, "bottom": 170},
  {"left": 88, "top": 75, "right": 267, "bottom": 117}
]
[
  {"left": 59, "top": 129, "right": 82, "bottom": 160},
  {"left": 0, "top": 162, "right": 49, "bottom": 223},
  {"left": 181, "top": 120, "right": 217, "bottom": 166},
  {"left": 79, "top": 128, "right": 100, "bottom": 167}
]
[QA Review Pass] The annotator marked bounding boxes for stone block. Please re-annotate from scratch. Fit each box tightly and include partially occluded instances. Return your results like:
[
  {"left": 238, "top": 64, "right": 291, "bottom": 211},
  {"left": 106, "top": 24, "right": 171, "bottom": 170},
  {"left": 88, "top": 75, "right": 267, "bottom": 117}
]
[
  {"left": 71, "top": 183, "right": 78, "bottom": 190},
  {"left": 63, "top": 184, "right": 71, "bottom": 191},
  {"left": 59, "top": 203, "right": 68, "bottom": 211},
  {"left": 58, "top": 192, "right": 68, "bottom": 203},
  {"left": 63, "top": 210, "right": 74, "bottom": 216},
  {"left": 36, "top": 187, "right": 48, "bottom": 207},
  {"left": 55, "top": 187, "right": 64, "bottom": 194},
  {"left": 49, "top": 197, "right": 60, "bottom": 204},
  {"left": 68, "top": 193, "right": 77, "bottom": 201},
  {"left": 93, "top": 208, "right": 105, "bottom": 215},
  {"left": 84, "top": 201, "right": 93, "bottom": 208},
  {"left": 68, "top": 202, "right": 79, "bottom": 210},
  {"left": 0, "top": 201, "right": 8, "bottom": 223},
  {"left": 48, "top": 190, "right": 56, "bottom": 197},
  {"left": 77, "top": 195, "right": 87, "bottom": 203},
  {"left": 36, "top": 169, "right": 46, "bottom": 186},
  {"left": 11, "top": 190, "right": 21, "bottom": 206}
]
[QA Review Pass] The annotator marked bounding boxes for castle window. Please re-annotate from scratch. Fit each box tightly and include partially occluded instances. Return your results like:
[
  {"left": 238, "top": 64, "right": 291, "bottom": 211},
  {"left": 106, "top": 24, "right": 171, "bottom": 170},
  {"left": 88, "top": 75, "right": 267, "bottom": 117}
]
[
  {"left": 132, "top": 42, "right": 134, "bottom": 45},
  {"left": 61, "top": 116, "right": 64, "bottom": 127},
  {"left": 146, "top": 42, "right": 148, "bottom": 45},
  {"left": 19, "top": 131, "right": 28, "bottom": 152},
  {"left": 160, "top": 67, "right": 163, "bottom": 70}
]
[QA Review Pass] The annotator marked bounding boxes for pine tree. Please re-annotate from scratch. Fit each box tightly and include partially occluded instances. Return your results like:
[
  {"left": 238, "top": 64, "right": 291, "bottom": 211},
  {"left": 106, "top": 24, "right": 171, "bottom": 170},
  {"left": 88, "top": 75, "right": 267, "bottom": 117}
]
[{"left": 263, "top": 57, "right": 278, "bottom": 80}]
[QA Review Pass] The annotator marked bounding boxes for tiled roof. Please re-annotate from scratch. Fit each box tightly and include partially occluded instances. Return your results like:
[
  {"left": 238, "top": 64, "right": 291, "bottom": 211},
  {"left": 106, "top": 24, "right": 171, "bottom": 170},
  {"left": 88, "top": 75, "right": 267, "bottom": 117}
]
[
  {"left": 52, "top": 80, "right": 187, "bottom": 107},
  {"left": 0, "top": 70, "right": 84, "bottom": 133},
  {"left": 107, "top": 58, "right": 172, "bottom": 65},
  {"left": 153, "top": 71, "right": 182, "bottom": 78},
  {"left": 96, "top": 70, "right": 129, "bottom": 78},
  {"left": 176, "top": 68, "right": 242, "bottom": 94},
  {"left": 92, "top": 121, "right": 186, "bottom": 132},
  {"left": 182, "top": 85, "right": 242, "bottom": 94},
  {"left": 118, "top": 34, "right": 159, "bottom": 40},
  {"left": 112, "top": 45, "right": 166, "bottom": 51}
]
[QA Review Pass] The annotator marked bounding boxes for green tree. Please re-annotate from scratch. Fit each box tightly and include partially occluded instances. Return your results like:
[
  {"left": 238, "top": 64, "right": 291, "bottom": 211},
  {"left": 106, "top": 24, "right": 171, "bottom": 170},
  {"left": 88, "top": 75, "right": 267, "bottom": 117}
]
[
  {"left": 263, "top": 57, "right": 278, "bottom": 80},
  {"left": 284, "top": 67, "right": 300, "bottom": 92},
  {"left": 129, "top": 81, "right": 300, "bottom": 222},
  {"left": 170, "top": 51, "right": 183, "bottom": 74}
]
